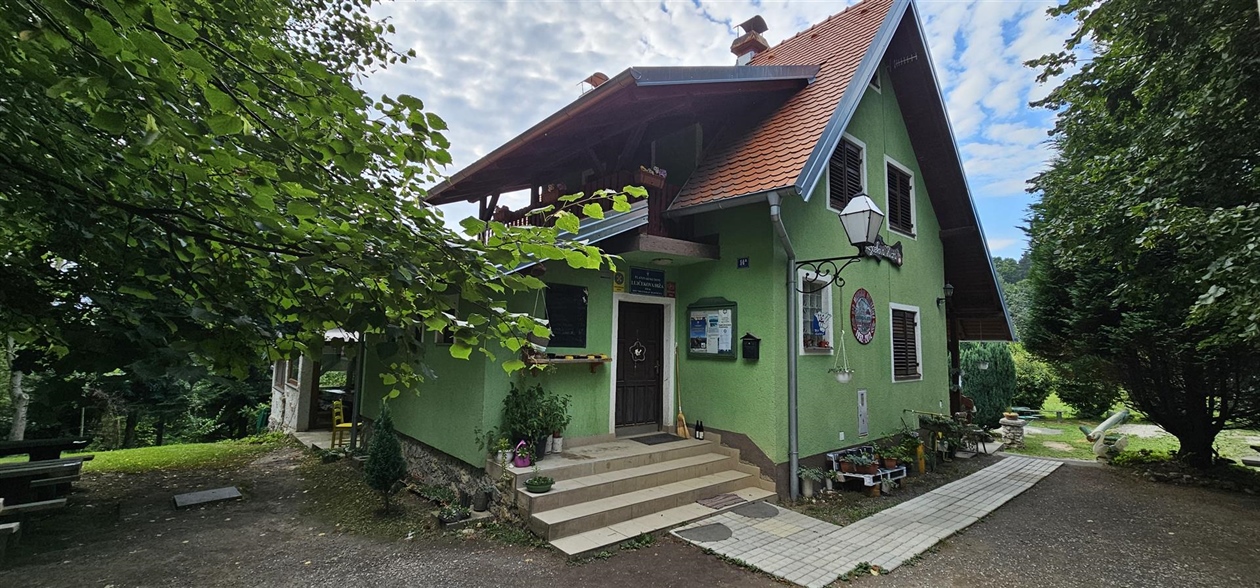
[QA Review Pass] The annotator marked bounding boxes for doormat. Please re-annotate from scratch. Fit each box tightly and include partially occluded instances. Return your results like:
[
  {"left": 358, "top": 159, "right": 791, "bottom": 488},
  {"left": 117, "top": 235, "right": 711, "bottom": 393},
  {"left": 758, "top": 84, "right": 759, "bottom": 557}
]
[
  {"left": 697, "top": 493, "right": 746, "bottom": 510},
  {"left": 631, "top": 433, "right": 683, "bottom": 446}
]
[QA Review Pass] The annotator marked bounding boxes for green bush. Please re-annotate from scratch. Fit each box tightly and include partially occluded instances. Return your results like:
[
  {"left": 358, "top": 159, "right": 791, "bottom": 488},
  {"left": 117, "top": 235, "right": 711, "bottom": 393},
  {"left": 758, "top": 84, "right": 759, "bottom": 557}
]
[
  {"left": 960, "top": 342, "right": 1016, "bottom": 427},
  {"left": 1011, "top": 343, "right": 1055, "bottom": 409},
  {"left": 364, "top": 401, "right": 408, "bottom": 513}
]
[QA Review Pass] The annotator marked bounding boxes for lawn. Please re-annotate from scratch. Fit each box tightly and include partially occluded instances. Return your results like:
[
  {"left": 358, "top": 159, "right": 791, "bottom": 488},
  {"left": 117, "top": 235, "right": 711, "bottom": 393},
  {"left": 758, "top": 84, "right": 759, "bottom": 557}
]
[
  {"left": 0, "top": 433, "right": 288, "bottom": 473},
  {"left": 1003, "top": 417, "right": 1260, "bottom": 463}
]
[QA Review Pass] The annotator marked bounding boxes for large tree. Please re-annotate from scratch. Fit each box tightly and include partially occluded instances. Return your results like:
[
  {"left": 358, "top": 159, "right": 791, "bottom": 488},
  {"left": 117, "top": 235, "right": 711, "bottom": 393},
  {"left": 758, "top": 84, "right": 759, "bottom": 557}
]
[
  {"left": 1025, "top": 0, "right": 1260, "bottom": 466},
  {"left": 1, "top": 0, "right": 637, "bottom": 426}
]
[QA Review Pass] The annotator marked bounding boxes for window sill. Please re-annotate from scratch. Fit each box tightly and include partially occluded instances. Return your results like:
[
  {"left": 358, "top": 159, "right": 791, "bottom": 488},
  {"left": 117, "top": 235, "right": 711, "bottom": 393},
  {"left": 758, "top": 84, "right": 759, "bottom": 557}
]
[
  {"left": 801, "top": 348, "right": 835, "bottom": 355},
  {"left": 893, "top": 375, "right": 922, "bottom": 382},
  {"left": 889, "top": 227, "right": 916, "bottom": 240}
]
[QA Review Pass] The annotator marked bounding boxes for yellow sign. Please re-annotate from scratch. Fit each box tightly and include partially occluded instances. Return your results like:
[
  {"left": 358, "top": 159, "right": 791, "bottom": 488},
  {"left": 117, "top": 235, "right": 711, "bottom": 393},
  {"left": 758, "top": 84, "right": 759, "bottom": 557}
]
[{"left": 612, "top": 271, "right": 627, "bottom": 292}]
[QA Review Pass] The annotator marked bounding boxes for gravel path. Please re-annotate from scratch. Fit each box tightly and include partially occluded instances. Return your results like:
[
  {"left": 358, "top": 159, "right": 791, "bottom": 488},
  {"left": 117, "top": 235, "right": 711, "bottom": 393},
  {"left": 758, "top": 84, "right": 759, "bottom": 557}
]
[{"left": 857, "top": 461, "right": 1260, "bottom": 587}]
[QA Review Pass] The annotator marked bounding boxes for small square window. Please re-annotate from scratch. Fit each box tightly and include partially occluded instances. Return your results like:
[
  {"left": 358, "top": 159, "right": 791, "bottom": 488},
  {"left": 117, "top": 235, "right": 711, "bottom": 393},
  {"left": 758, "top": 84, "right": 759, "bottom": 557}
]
[{"left": 799, "top": 271, "right": 834, "bottom": 354}]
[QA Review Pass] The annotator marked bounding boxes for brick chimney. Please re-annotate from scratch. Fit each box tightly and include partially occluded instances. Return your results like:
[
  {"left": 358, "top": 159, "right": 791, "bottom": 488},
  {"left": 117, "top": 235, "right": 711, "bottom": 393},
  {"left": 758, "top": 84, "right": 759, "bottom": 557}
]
[{"left": 731, "top": 16, "right": 769, "bottom": 65}]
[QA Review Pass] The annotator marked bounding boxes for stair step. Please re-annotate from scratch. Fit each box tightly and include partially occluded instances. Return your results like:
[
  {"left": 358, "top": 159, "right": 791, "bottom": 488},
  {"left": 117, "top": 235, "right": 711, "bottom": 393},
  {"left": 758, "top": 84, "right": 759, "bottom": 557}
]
[
  {"left": 550, "top": 486, "right": 777, "bottom": 556},
  {"left": 531, "top": 470, "right": 754, "bottom": 540},
  {"left": 520, "top": 452, "right": 736, "bottom": 512}
]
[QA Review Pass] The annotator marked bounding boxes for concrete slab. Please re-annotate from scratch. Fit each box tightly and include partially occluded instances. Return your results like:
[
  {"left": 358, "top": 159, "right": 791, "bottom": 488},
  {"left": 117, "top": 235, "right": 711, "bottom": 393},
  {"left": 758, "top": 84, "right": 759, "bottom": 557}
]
[{"left": 173, "top": 486, "right": 242, "bottom": 509}]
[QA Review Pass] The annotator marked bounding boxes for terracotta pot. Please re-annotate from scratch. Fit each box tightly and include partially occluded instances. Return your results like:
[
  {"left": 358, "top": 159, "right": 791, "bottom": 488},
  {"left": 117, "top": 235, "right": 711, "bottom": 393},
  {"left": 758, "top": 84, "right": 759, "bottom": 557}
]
[
  {"left": 881, "top": 457, "right": 899, "bottom": 469},
  {"left": 840, "top": 461, "right": 855, "bottom": 473},
  {"left": 858, "top": 463, "right": 879, "bottom": 475}
]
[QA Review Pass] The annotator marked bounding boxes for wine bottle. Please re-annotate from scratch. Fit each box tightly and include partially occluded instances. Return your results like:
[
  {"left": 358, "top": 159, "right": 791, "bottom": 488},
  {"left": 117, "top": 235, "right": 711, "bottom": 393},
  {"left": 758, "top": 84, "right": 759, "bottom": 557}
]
[
  {"left": 697, "top": 420, "right": 705, "bottom": 440},
  {"left": 694, "top": 420, "right": 701, "bottom": 439}
]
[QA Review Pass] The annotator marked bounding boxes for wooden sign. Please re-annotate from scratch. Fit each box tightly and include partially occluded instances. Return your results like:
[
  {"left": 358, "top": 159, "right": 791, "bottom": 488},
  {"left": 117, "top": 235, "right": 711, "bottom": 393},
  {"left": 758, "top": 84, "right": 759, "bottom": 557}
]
[
  {"left": 851, "top": 288, "right": 876, "bottom": 345},
  {"left": 862, "top": 235, "right": 903, "bottom": 266}
]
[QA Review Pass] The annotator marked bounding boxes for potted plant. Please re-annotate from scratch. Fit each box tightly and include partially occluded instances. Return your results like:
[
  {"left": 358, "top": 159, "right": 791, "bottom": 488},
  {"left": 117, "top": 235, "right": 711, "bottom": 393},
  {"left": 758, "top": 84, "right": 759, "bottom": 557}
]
[
  {"left": 827, "top": 367, "right": 855, "bottom": 384},
  {"left": 847, "top": 453, "right": 878, "bottom": 475},
  {"left": 502, "top": 383, "right": 549, "bottom": 461},
  {"left": 839, "top": 455, "right": 856, "bottom": 473},
  {"left": 878, "top": 445, "right": 906, "bottom": 469},
  {"left": 823, "top": 469, "right": 838, "bottom": 492},
  {"left": 525, "top": 465, "right": 554, "bottom": 493},
  {"left": 437, "top": 504, "right": 471, "bottom": 526},
  {"left": 513, "top": 441, "right": 533, "bottom": 468},
  {"left": 799, "top": 466, "right": 826, "bottom": 498},
  {"left": 472, "top": 482, "right": 494, "bottom": 512},
  {"left": 494, "top": 437, "right": 513, "bottom": 465},
  {"left": 544, "top": 393, "right": 573, "bottom": 454}
]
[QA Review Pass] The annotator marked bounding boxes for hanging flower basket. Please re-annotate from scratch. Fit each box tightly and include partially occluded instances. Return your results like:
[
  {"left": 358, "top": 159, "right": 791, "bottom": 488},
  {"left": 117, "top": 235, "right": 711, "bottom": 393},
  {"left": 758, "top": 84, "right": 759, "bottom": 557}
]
[{"left": 830, "top": 369, "right": 855, "bottom": 384}]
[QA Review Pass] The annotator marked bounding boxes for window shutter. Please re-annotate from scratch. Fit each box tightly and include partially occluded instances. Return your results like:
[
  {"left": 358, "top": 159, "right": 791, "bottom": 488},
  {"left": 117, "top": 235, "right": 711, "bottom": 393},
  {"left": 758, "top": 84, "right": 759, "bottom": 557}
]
[
  {"left": 888, "top": 165, "right": 913, "bottom": 234},
  {"left": 892, "top": 309, "right": 919, "bottom": 380},
  {"left": 829, "top": 140, "right": 863, "bottom": 210}
]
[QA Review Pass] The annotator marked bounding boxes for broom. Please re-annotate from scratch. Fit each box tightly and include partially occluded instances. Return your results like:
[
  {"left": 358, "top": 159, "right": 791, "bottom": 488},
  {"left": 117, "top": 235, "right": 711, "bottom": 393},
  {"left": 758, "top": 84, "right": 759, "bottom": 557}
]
[{"left": 674, "top": 346, "right": 690, "bottom": 438}]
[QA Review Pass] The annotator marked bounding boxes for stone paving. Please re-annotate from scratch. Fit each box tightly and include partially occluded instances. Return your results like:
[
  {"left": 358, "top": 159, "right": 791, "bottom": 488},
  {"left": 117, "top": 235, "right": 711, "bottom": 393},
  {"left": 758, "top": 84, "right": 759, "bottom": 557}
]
[{"left": 671, "top": 456, "right": 1061, "bottom": 588}]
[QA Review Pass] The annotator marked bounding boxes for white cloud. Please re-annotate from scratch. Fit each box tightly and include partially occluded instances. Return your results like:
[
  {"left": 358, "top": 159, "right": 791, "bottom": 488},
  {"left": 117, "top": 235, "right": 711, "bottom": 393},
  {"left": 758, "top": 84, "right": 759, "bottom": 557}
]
[
  {"left": 986, "top": 237, "right": 1020, "bottom": 254},
  {"left": 361, "top": 0, "right": 1076, "bottom": 256}
]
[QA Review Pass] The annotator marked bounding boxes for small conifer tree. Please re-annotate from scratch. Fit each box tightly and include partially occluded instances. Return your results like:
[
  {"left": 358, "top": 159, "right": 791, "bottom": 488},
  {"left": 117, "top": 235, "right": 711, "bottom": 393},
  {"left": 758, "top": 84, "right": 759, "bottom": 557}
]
[{"left": 364, "top": 401, "right": 408, "bottom": 513}]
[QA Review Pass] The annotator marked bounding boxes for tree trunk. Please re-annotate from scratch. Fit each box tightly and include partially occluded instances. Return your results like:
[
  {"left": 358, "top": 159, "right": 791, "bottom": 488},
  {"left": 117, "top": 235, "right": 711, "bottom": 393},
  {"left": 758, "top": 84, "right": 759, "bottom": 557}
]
[
  {"left": 8, "top": 369, "right": 28, "bottom": 442},
  {"left": 122, "top": 411, "right": 139, "bottom": 448},
  {"left": 1176, "top": 428, "right": 1218, "bottom": 469},
  {"left": 155, "top": 415, "right": 166, "bottom": 446}
]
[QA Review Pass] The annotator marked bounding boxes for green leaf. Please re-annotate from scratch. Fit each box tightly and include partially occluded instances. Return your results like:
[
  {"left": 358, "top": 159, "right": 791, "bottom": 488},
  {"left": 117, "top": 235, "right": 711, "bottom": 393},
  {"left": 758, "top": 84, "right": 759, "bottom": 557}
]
[
  {"left": 581, "top": 203, "right": 605, "bottom": 220},
  {"left": 381, "top": 373, "right": 397, "bottom": 385},
  {"left": 151, "top": 5, "right": 198, "bottom": 42},
  {"left": 555, "top": 212, "right": 580, "bottom": 234},
  {"left": 450, "top": 342, "right": 473, "bottom": 360},
  {"left": 459, "top": 217, "right": 487, "bottom": 236},
  {"left": 85, "top": 15, "right": 123, "bottom": 54},
  {"left": 204, "top": 87, "right": 237, "bottom": 113},
  {"left": 207, "top": 114, "right": 244, "bottom": 135},
  {"left": 502, "top": 359, "right": 525, "bottom": 373},
  {"left": 288, "top": 200, "right": 317, "bottom": 218},
  {"left": 118, "top": 286, "right": 156, "bottom": 300},
  {"left": 91, "top": 110, "right": 127, "bottom": 134},
  {"left": 531, "top": 324, "right": 551, "bottom": 338}
]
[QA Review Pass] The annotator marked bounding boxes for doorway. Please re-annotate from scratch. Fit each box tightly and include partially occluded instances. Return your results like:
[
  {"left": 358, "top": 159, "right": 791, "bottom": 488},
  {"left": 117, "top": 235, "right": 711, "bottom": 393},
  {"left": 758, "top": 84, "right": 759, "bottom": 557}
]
[{"left": 615, "top": 301, "right": 665, "bottom": 433}]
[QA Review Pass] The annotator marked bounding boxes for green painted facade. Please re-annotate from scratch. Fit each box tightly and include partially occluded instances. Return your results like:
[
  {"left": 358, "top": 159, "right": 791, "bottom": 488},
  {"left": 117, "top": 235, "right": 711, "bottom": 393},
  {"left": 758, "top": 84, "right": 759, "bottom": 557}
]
[{"left": 364, "top": 66, "right": 951, "bottom": 473}]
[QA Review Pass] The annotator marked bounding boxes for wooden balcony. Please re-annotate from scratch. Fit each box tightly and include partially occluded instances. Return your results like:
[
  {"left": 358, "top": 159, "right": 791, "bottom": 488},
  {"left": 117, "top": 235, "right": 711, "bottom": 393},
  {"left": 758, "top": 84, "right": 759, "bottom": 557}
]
[{"left": 491, "top": 170, "right": 680, "bottom": 239}]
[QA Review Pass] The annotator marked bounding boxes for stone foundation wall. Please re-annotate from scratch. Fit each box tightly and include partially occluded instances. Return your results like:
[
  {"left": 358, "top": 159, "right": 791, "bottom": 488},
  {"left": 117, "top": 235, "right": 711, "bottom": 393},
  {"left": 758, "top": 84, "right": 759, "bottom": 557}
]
[{"left": 359, "top": 418, "right": 518, "bottom": 521}]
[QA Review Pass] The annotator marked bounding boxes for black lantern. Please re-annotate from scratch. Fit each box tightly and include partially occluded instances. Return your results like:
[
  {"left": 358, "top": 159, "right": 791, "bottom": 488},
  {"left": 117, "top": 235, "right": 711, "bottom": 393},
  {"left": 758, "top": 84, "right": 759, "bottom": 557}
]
[{"left": 741, "top": 333, "right": 761, "bottom": 360}]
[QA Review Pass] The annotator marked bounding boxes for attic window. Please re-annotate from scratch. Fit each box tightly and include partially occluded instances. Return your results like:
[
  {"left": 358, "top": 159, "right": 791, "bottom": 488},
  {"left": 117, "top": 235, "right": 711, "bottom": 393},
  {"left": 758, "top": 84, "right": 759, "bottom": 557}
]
[
  {"left": 886, "top": 157, "right": 915, "bottom": 236},
  {"left": 828, "top": 137, "right": 865, "bottom": 212},
  {"left": 869, "top": 70, "right": 881, "bottom": 92}
]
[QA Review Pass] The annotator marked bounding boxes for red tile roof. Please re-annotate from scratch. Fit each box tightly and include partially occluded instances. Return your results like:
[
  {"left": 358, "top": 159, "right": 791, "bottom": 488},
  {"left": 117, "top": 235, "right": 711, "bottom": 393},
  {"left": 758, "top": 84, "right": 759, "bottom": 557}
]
[{"left": 669, "top": 0, "right": 894, "bottom": 211}]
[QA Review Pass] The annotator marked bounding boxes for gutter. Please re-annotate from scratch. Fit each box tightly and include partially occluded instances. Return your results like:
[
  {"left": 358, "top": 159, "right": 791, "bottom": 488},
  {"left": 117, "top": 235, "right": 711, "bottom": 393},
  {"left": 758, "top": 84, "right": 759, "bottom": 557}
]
[{"left": 767, "top": 192, "right": 800, "bottom": 500}]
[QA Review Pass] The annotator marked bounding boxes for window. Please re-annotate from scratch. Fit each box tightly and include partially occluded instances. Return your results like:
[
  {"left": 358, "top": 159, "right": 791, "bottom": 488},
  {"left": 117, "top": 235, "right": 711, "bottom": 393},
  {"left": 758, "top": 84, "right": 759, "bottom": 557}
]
[
  {"left": 868, "top": 69, "right": 881, "bottom": 92},
  {"left": 286, "top": 358, "right": 301, "bottom": 383},
  {"left": 828, "top": 136, "right": 865, "bottom": 212},
  {"left": 433, "top": 295, "right": 458, "bottom": 345},
  {"left": 886, "top": 157, "right": 914, "bottom": 236},
  {"left": 890, "top": 304, "right": 921, "bottom": 381},
  {"left": 799, "top": 271, "right": 833, "bottom": 354},
  {"left": 544, "top": 284, "right": 589, "bottom": 348}
]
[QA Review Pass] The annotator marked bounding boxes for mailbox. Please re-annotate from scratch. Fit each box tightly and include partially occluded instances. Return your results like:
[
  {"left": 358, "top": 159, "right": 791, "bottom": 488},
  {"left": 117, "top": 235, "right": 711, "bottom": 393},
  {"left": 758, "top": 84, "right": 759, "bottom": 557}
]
[{"left": 741, "top": 333, "right": 761, "bottom": 361}]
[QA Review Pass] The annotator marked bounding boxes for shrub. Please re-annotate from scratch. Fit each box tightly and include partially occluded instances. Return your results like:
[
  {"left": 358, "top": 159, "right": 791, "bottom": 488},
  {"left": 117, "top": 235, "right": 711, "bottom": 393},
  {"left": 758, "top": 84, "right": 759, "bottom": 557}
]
[
  {"left": 364, "top": 401, "right": 408, "bottom": 513},
  {"left": 1011, "top": 343, "right": 1055, "bottom": 409},
  {"left": 960, "top": 342, "right": 1016, "bottom": 428}
]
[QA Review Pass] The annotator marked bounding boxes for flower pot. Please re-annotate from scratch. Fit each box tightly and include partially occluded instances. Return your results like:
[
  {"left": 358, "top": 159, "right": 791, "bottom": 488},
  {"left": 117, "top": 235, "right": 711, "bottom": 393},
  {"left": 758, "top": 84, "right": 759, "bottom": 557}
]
[
  {"left": 551, "top": 434, "right": 564, "bottom": 454},
  {"left": 497, "top": 450, "right": 513, "bottom": 466},
  {"left": 472, "top": 489, "right": 490, "bottom": 512},
  {"left": 635, "top": 171, "right": 666, "bottom": 190},
  {"left": 840, "top": 461, "right": 855, "bottom": 473},
  {"left": 881, "top": 457, "right": 899, "bottom": 469},
  {"left": 858, "top": 463, "right": 879, "bottom": 475},
  {"left": 525, "top": 479, "right": 553, "bottom": 493},
  {"left": 513, "top": 454, "right": 531, "bottom": 468},
  {"left": 824, "top": 477, "right": 835, "bottom": 492},
  {"left": 438, "top": 513, "right": 462, "bottom": 525},
  {"left": 833, "top": 370, "right": 854, "bottom": 384},
  {"left": 800, "top": 478, "right": 815, "bottom": 499},
  {"left": 535, "top": 436, "right": 550, "bottom": 460}
]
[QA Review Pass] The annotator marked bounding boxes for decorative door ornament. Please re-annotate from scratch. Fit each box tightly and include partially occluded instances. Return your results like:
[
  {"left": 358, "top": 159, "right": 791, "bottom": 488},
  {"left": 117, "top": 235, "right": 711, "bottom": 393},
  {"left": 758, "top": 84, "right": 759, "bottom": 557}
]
[
  {"left": 851, "top": 288, "right": 876, "bottom": 345},
  {"left": 629, "top": 339, "right": 647, "bottom": 363}
]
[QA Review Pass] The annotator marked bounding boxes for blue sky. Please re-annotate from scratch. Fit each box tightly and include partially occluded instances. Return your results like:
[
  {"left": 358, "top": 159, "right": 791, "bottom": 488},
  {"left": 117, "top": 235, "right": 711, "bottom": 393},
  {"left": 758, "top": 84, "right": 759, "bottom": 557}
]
[{"left": 363, "top": 0, "right": 1075, "bottom": 258}]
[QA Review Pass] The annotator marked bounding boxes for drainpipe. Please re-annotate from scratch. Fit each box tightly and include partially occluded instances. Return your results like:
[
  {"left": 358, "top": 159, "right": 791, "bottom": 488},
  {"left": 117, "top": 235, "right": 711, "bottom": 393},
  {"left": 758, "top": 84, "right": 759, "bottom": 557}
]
[
  {"left": 349, "top": 336, "right": 366, "bottom": 451},
  {"left": 767, "top": 193, "right": 799, "bottom": 500}
]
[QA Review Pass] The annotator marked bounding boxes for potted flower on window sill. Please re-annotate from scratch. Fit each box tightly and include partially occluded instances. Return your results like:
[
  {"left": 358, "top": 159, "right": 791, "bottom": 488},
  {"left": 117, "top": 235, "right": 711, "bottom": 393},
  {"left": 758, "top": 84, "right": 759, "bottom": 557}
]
[{"left": 827, "top": 367, "right": 855, "bottom": 384}]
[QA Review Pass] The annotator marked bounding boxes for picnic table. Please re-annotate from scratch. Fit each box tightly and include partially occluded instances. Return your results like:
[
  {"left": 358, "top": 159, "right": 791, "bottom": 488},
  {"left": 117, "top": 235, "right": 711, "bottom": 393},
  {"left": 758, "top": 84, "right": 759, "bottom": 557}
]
[
  {"left": 1010, "top": 407, "right": 1041, "bottom": 420},
  {"left": 0, "top": 437, "right": 91, "bottom": 461}
]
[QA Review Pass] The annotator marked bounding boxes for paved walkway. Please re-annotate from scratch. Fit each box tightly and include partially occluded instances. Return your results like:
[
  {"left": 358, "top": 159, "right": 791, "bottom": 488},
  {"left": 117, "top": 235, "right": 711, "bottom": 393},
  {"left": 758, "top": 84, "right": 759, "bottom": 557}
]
[{"left": 671, "top": 456, "right": 1061, "bottom": 588}]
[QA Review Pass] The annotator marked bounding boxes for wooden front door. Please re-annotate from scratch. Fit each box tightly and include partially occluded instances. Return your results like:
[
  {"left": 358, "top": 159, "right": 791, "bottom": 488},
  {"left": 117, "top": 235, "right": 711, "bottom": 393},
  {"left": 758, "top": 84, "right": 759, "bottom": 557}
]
[{"left": 616, "top": 302, "right": 664, "bottom": 428}]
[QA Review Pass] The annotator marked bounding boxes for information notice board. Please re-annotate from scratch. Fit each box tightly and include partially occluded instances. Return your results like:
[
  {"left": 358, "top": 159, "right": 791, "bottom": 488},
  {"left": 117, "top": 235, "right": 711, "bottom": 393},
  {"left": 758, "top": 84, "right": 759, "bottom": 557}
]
[{"left": 687, "top": 297, "right": 737, "bottom": 360}]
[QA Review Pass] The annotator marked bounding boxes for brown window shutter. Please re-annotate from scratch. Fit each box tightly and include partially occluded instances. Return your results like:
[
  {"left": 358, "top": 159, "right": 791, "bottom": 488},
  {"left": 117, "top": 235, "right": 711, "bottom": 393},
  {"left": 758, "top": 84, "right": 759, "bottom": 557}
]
[
  {"left": 888, "top": 165, "right": 913, "bottom": 234},
  {"left": 829, "top": 139, "right": 863, "bottom": 210},
  {"left": 892, "top": 309, "right": 919, "bottom": 380}
]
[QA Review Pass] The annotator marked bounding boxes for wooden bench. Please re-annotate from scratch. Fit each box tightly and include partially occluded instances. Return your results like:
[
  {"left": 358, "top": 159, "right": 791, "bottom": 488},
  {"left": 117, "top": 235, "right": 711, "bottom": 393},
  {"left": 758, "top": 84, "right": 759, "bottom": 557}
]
[
  {"left": 0, "top": 458, "right": 87, "bottom": 508},
  {"left": 0, "top": 519, "right": 19, "bottom": 566},
  {"left": 0, "top": 438, "right": 92, "bottom": 462}
]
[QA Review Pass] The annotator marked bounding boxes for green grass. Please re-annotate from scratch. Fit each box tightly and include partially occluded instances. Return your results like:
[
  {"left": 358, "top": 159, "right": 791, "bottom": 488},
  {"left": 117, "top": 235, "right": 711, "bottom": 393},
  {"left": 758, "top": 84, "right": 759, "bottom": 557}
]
[
  {"left": 0, "top": 433, "right": 288, "bottom": 473},
  {"left": 1005, "top": 418, "right": 1258, "bottom": 462}
]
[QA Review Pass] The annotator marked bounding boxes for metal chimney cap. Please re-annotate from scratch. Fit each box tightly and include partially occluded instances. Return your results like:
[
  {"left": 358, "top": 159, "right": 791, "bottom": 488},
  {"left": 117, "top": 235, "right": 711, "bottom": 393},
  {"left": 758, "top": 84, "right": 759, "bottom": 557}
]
[{"left": 738, "top": 15, "right": 768, "bottom": 35}]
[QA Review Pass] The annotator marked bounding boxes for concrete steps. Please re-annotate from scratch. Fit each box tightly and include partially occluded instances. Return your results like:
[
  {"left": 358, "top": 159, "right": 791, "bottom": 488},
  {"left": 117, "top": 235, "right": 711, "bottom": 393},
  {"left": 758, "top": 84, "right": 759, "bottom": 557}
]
[{"left": 505, "top": 434, "right": 776, "bottom": 555}]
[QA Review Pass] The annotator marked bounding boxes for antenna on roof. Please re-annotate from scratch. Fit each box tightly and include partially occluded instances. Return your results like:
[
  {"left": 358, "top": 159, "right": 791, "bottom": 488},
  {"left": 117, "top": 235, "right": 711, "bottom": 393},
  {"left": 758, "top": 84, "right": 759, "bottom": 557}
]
[{"left": 731, "top": 15, "right": 770, "bottom": 66}]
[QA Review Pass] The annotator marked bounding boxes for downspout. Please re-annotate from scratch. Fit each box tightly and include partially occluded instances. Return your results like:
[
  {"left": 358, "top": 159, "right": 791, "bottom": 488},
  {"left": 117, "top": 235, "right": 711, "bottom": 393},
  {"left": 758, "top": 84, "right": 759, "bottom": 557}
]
[{"left": 767, "top": 193, "right": 799, "bottom": 500}]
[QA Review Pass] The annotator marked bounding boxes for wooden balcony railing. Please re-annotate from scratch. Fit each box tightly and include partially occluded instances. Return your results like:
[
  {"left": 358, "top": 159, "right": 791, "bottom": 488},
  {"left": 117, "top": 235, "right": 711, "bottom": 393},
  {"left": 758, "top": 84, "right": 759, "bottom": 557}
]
[{"left": 492, "top": 170, "right": 678, "bottom": 237}]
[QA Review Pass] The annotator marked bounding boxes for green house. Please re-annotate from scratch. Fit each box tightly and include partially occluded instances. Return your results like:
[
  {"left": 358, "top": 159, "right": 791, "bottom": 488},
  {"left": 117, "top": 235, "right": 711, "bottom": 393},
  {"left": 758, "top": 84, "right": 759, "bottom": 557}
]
[{"left": 275, "top": 0, "right": 1012, "bottom": 551}]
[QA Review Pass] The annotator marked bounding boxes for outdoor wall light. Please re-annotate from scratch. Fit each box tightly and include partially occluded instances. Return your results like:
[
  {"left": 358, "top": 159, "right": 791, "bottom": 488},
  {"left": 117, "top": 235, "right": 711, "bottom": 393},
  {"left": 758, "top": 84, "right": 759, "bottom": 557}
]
[
  {"left": 937, "top": 283, "right": 954, "bottom": 307},
  {"left": 796, "top": 194, "right": 887, "bottom": 291}
]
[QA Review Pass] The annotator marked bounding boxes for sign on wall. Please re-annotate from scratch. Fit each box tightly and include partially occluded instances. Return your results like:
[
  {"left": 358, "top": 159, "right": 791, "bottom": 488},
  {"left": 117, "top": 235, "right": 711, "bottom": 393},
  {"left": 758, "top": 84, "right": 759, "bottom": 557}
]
[
  {"left": 687, "top": 297, "right": 737, "bottom": 360},
  {"left": 851, "top": 288, "right": 876, "bottom": 345},
  {"left": 613, "top": 267, "right": 670, "bottom": 297}
]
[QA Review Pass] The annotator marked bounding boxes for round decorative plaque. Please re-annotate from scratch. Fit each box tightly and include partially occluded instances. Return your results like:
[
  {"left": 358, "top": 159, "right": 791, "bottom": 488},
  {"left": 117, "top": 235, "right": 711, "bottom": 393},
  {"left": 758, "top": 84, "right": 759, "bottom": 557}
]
[{"left": 851, "top": 288, "right": 876, "bottom": 345}]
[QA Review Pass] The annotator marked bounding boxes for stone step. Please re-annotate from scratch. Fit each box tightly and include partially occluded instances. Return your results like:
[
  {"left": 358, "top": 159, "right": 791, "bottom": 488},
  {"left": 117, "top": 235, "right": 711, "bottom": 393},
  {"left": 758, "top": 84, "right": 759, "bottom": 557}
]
[
  {"left": 492, "top": 436, "right": 736, "bottom": 488},
  {"left": 550, "top": 486, "right": 777, "bottom": 557},
  {"left": 519, "top": 452, "right": 738, "bottom": 513},
  {"left": 530, "top": 469, "right": 755, "bottom": 540}
]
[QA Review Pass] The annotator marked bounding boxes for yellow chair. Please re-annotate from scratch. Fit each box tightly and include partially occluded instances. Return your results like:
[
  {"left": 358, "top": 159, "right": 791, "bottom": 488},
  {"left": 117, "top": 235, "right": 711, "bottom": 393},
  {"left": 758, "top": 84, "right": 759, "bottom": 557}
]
[{"left": 331, "top": 400, "right": 353, "bottom": 448}]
